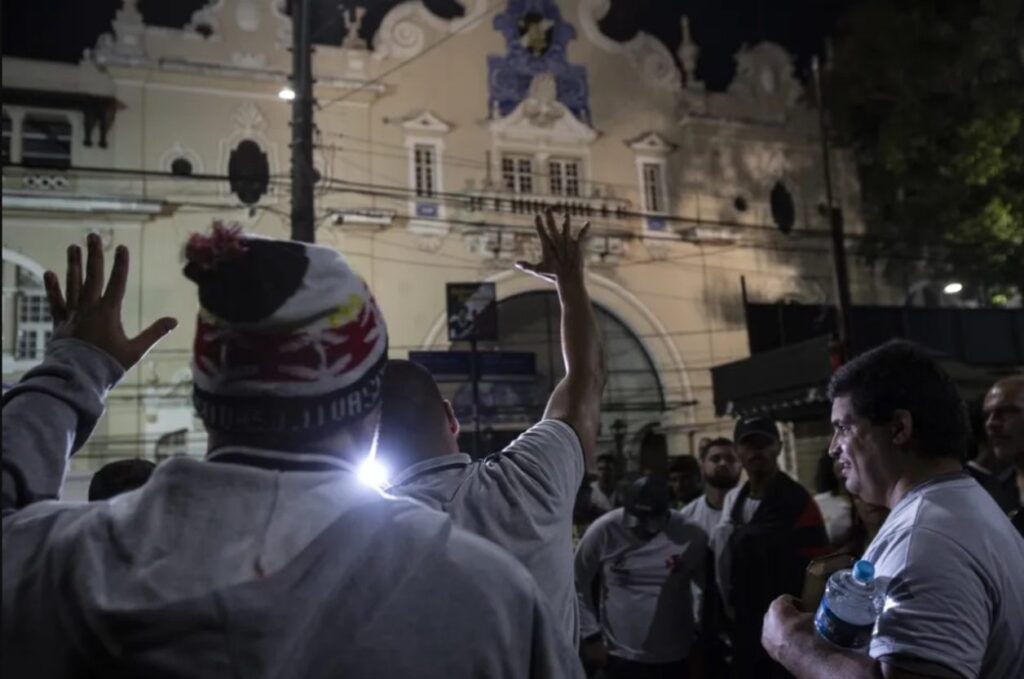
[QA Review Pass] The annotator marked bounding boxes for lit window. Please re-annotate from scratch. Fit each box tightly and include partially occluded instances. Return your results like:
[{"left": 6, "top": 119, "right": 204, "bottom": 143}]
[
  {"left": 502, "top": 155, "right": 533, "bottom": 194},
  {"left": 21, "top": 114, "right": 72, "bottom": 169},
  {"left": 549, "top": 158, "right": 581, "bottom": 197},
  {"left": 413, "top": 144, "right": 436, "bottom": 197},
  {"left": 642, "top": 162, "right": 665, "bottom": 213}
]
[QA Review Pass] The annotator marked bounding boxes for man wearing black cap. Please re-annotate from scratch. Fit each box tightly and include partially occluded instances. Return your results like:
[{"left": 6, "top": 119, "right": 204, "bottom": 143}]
[
  {"left": 575, "top": 475, "right": 708, "bottom": 678},
  {"left": 711, "top": 416, "right": 828, "bottom": 679}
]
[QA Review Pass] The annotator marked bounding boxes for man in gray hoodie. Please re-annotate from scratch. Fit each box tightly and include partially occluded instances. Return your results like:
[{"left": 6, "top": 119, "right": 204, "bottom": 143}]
[{"left": 2, "top": 229, "right": 582, "bottom": 678}]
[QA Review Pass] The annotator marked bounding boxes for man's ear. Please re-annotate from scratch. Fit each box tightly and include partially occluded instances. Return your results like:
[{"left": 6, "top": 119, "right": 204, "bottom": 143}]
[
  {"left": 443, "top": 399, "right": 460, "bottom": 437},
  {"left": 891, "top": 409, "right": 914, "bottom": 447}
]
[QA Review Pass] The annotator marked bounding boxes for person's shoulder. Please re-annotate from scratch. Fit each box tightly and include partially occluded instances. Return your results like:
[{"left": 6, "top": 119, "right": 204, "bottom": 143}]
[
  {"left": 669, "top": 509, "right": 709, "bottom": 542},
  {"left": 679, "top": 496, "right": 701, "bottom": 518},
  {"left": 582, "top": 507, "right": 622, "bottom": 536},
  {"left": 721, "top": 486, "right": 742, "bottom": 512},
  {"left": 512, "top": 418, "right": 582, "bottom": 450}
]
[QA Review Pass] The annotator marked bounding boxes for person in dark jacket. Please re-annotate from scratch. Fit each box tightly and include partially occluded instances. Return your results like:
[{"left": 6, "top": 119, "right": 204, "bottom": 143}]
[{"left": 711, "top": 416, "right": 829, "bottom": 679}]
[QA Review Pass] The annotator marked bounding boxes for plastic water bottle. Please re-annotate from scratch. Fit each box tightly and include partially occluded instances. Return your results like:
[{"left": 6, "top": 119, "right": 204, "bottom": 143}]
[{"left": 814, "top": 560, "right": 883, "bottom": 649}]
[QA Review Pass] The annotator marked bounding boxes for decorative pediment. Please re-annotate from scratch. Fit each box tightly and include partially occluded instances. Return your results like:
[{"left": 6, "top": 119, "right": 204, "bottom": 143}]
[
  {"left": 400, "top": 110, "right": 453, "bottom": 135},
  {"left": 489, "top": 74, "right": 597, "bottom": 145},
  {"left": 626, "top": 132, "right": 677, "bottom": 155}
]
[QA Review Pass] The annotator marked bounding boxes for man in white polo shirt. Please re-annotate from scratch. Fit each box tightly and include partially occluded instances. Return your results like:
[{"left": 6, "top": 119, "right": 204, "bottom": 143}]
[
  {"left": 762, "top": 341, "right": 1024, "bottom": 679},
  {"left": 575, "top": 476, "right": 707, "bottom": 678},
  {"left": 378, "top": 211, "right": 605, "bottom": 648}
]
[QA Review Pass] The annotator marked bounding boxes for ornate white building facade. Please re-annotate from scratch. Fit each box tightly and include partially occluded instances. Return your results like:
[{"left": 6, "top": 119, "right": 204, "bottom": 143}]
[{"left": 2, "top": 0, "right": 899, "bottom": 489}]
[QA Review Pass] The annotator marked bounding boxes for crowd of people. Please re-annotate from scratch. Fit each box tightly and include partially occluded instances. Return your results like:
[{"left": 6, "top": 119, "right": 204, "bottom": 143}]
[{"left": 2, "top": 212, "right": 1023, "bottom": 678}]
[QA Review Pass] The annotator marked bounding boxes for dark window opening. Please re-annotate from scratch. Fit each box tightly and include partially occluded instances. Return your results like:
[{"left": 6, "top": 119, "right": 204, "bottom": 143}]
[
  {"left": 22, "top": 114, "right": 71, "bottom": 169},
  {"left": 170, "top": 157, "right": 194, "bottom": 177},
  {"left": 2, "top": 112, "right": 11, "bottom": 164},
  {"left": 228, "top": 139, "right": 269, "bottom": 205},
  {"left": 734, "top": 196, "right": 748, "bottom": 212}
]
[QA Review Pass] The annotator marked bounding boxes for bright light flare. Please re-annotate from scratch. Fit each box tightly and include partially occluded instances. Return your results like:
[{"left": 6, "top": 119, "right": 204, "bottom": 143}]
[
  {"left": 278, "top": 87, "right": 296, "bottom": 101},
  {"left": 943, "top": 282, "right": 963, "bottom": 295},
  {"left": 357, "top": 456, "right": 389, "bottom": 489}
]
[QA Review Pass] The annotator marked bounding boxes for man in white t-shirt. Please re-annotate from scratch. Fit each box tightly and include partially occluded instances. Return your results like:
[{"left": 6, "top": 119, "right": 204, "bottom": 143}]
[
  {"left": 763, "top": 341, "right": 1024, "bottom": 679},
  {"left": 576, "top": 476, "right": 707, "bottom": 678},
  {"left": 680, "top": 437, "right": 741, "bottom": 535},
  {"left": 378, "top": 211, "right": 605, "bottom": 648}
]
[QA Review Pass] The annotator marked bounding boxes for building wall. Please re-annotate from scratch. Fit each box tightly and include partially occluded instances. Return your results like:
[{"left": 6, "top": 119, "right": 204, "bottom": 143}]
[{"left": 2, "top": 0, "right": 906, "bottom": 479}]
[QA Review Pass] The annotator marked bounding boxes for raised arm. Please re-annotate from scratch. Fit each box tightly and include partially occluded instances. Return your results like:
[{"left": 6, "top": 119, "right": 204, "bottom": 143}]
[
  {"left": 516, "top": 211, "right": 606, "bottom": 466},
  {"left": 2, "top": 235, "right": 176, "bottom": 513}
]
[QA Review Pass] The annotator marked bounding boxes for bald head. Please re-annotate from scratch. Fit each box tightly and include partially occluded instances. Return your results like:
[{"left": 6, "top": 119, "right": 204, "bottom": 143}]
[
  {"left": 984, "top": 376, "right": 1024, "bottom": 468},
  {"left": 376, "top": 360, "right": 460, "bottom": 472}
]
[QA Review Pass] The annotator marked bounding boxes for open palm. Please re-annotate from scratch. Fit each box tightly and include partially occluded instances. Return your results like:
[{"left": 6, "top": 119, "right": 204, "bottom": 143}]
[
  {"left": 515, "top": 210, "right": 591, "bottom": 284},
  {"left": 44, "top": 234, "right": 177, "bottom": 370}
]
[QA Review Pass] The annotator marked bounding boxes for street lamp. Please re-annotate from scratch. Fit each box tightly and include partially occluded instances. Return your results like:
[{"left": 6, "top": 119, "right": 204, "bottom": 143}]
[
  {"left": 943, "top": 282, "right": 964, "bottom": 295},
  {"left": 278, "top": 86, "right": 296, "bottom": 101}
]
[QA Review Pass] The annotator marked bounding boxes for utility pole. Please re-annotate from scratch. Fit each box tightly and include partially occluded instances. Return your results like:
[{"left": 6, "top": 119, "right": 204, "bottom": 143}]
[
  {"left": 290, "top": 0, "right": 316, "bottom": 243},
  {"left": 813, "top": 56, "right": 854, "bottom": 355}
]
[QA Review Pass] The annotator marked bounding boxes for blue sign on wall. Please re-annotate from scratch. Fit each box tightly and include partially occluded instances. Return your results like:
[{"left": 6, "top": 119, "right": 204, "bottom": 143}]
[
  {"left": 409, "top": 351, "right": 537, "bottom": 382},
  {"left": 415, "top": 201, "right": 440, "bottom": 218}
]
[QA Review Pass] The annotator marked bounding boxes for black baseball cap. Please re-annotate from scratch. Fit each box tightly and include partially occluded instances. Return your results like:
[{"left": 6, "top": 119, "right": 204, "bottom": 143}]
[
  {"left": 733, "top": 416, "right": 780, "bottom": 444},
  {"left": 623, "top": 475, "right": 671, "bottom": 526}
]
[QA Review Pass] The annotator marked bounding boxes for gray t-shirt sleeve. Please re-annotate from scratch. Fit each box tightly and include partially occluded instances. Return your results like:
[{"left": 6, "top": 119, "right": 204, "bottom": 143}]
[
  {"left": 492, "top": 418, "right": 585, "bottom": 512},
  {"left": 870, "top": 528, "right": 991, "bottom": 679}
]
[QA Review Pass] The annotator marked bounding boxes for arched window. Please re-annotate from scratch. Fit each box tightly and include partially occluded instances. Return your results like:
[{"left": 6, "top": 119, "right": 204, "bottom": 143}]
[
  {"left": 2, "top": 250, "right": 52, "bottom": 373},
  {"left": 170, "top": 157, "right": 194, "bottom": 177},
  {"left": 228, "top": 139, "right": 269, "bottom": 204},
  {"left": 448, "top": 290, "right": 665, "bottom": 454}
]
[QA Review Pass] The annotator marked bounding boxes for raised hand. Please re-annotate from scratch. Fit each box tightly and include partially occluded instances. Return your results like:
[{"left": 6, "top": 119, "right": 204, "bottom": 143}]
[
  {"left": 515, "top": 209, "right": 591, "bottom": 285},
  {"left": 43, "top": 233, "right": 178, "bottom": 370}
]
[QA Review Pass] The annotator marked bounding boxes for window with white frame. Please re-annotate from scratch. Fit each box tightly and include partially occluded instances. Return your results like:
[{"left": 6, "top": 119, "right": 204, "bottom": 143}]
[
  {"left": 21, "top": 113, "right": 72, "bottom": 169},
  {"left": 548, "top": 158, "right": 581, "bottom": 197},
  {"left": 13, "top": 287, "right": 52, "bottom": 361},
  {"left": 641, "top": 161, "right": 666, "bottom": 213},
  {"left": 413, "top": 144, "right": 437, "bottom": 197},
  {"left": 3, "top": 253, "right": 53, "bottom": 368},
  {"left": 502, "top": 154, "right": 534, "bottom": 194}
]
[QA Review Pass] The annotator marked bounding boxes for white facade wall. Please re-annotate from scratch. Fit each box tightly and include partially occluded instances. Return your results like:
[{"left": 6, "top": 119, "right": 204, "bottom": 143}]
[{"left": 2, "top": 0, "right": 902, "bottom": 479}]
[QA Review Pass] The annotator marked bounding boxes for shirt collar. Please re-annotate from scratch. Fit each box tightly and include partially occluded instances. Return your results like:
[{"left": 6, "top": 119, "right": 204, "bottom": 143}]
[
  {"left": 207, "top": 445, "right": 360, "bottom": 474},
  {"left": 388, "top": 453, "right": 472, "bottom": 488}
]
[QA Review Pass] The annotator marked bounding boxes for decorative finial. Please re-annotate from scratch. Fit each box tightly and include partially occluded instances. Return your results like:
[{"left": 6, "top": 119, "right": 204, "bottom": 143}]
[{"left": 679, "top": 15, "right": 699, "bottom": 87}]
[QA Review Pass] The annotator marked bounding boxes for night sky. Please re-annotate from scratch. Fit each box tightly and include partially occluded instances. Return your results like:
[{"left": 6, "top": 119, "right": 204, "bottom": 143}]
[{"left": 2, "top": 0, "right": 847, "bottom": 91}]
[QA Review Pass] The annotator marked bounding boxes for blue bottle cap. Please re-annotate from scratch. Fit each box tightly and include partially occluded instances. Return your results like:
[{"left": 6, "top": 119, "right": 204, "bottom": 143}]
[{"left": 853, "top": 560, "right": 875, "bottom": 584}]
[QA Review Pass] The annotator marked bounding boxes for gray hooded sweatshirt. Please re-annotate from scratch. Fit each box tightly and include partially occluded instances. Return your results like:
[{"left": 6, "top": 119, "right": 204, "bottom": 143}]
[{"left": 2, "top": 339, "right": 582, "bottom": 678}]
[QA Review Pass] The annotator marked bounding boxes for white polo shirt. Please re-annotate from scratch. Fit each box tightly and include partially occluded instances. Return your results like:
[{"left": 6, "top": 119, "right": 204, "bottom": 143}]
[
  {"left": 680, "top": 494, "right": 725, "bottom": 537},
  {"left": 864, "top": 474, "right": 1024, "bottom": 679},
  {"left": 575, "top": 508, "right": 707, "bottom": 663},
  {"left": 388, "top": 419, "right": 585, "bottom": 647}
]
